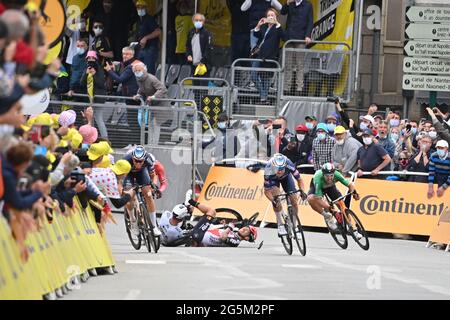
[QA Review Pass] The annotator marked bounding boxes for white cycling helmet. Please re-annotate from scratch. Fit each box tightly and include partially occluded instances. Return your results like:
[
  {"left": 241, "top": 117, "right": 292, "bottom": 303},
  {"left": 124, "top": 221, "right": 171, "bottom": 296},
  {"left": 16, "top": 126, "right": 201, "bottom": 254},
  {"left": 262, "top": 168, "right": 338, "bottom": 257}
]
[
  {"left": 172, "top": 204, "right": 190, "bottom": 220},
  {"left": 271, "top": 153, "right": 287, "bottom": 171}
]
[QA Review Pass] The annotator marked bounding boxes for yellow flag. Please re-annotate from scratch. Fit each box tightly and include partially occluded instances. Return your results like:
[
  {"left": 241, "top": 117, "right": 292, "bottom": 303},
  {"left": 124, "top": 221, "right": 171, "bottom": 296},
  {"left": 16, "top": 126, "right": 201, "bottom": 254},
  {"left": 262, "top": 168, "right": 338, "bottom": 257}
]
[{"left": 87, "top": 73, "right": 94, "bottom": 104}]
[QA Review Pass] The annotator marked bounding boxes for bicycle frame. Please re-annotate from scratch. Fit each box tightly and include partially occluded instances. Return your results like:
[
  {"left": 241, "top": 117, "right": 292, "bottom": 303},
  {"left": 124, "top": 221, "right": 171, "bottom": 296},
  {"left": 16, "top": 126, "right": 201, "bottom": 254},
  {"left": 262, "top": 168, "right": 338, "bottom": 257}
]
[{"left": 327, "top": 192, "right": 355, "bottom": 227}]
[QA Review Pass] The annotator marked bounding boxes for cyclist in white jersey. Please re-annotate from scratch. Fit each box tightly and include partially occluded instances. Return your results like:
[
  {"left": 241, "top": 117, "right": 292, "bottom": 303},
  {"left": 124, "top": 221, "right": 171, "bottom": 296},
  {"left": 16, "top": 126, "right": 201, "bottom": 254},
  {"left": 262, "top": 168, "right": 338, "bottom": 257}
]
[{"left": 160, "top": 191, "right": 258, "bottom": 247}]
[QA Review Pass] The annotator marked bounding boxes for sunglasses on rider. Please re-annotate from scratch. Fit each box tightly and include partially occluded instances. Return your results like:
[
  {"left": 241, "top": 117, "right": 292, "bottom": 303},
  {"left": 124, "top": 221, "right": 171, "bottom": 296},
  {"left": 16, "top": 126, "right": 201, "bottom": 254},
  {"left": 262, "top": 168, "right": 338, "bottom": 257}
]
[{"left": 133, "top": 159, "right": 144, "bottom": 163}]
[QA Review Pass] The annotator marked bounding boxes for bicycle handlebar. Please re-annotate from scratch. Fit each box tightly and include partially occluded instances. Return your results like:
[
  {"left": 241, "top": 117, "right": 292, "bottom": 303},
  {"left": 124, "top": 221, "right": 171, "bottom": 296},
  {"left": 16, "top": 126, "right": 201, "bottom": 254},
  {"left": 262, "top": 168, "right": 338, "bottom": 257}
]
[
  {"left": 328, "top": 190, "right": 356, "bottom": 205},
  {"left": 274, "top": 189, "right": 307, "bottom": 201}
]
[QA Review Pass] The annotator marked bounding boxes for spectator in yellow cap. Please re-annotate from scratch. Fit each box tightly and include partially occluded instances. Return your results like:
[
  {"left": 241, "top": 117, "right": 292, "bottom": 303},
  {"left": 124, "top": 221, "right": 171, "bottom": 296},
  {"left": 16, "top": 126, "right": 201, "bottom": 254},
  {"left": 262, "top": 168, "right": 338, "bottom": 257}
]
[
  {"left": 332, "top": 125, "right": 362, "bottom": 176},
  {"left": 87, "top": 142, "right": 111, "bottom": 163}
]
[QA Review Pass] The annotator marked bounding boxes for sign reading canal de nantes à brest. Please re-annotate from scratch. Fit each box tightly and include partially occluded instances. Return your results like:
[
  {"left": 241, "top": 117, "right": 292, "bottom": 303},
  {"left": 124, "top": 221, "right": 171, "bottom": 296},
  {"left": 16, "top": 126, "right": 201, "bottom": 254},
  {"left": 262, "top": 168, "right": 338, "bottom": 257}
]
[{"left": 402, "top": 6, "right": 450, "bottom": 92}]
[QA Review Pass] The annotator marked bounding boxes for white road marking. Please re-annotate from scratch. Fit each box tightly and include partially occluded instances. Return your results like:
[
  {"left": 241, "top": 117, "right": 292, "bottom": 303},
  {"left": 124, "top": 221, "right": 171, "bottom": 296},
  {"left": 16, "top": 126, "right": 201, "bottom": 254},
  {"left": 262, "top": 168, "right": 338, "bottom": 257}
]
[
  {"left": 123, "top": 289, "right": 141, "bottom": 300},
  {"left": 178, "top": 252, "right": 285, "bottom": 300},
  {"left": 282, "top": 264, "right": 322, "bottom": 269},
  {"left": 125, "top": 260, "right": 166, "bottom": 265}
]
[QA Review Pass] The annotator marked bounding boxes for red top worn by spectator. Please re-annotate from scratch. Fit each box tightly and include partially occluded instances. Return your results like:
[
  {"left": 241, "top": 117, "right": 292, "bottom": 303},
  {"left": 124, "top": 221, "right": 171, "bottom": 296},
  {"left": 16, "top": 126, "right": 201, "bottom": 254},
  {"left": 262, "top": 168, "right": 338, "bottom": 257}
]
[
  {"left": 153, "top": 160, "right": 168, "bottom": 193},
  {"left": 14, "top": 40, "right": 34, "bottom": 69}
]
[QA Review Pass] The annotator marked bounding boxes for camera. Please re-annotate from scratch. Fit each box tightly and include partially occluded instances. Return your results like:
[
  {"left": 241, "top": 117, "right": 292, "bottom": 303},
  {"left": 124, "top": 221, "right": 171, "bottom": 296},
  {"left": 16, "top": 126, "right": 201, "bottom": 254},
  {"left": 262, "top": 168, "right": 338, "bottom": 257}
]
[
  {"left": 70, "top": 170, "right": 86, "bottom": 187},
  {"left": 266, "top": 16, "right": 275, "bottom": 24},
  {"left": 272, "top": 124, "right": 282, "bottom": 129},
  {"left": 87, "top": 61, "right": 98, "bottom": 71},
  {"left": 326, "top": 96, "right": 340, "bottom": 104},
  {"left": 406, "top": 124, "right": 412, "bottom": 132}
]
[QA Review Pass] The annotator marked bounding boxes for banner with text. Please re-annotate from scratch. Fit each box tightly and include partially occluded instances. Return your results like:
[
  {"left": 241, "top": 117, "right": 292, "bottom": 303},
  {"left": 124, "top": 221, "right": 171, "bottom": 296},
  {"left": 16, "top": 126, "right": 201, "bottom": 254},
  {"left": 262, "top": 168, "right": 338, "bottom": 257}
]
[{"left": 197, "top": 167, "right": 445, "bottom": 236}]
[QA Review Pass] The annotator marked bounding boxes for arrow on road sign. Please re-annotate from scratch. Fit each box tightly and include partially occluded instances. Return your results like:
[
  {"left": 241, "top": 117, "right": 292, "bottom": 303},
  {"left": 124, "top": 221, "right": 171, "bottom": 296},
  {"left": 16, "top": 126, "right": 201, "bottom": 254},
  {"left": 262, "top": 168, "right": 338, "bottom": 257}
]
[
  {"left": 403, "top": 74, "right": 450, "bottom": 92},
  {"left": 406, "top": 6, "right": 450, "bottom": 23},
  {"left": 403, "top": 57, "right": 450, "bottom": 75},
  {"left": 404, "top": 40, "right": 450, "bottom": 58},
  {"left": 405, "top": 23, "right": 450, "bottom": 40}
]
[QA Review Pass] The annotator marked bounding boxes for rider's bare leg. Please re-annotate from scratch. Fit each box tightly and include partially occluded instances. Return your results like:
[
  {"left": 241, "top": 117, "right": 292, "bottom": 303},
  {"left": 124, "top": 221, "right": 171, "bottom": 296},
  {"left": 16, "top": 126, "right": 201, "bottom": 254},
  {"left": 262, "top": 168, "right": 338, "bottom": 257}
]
[
  {"left": 288, "top": 194, "right": 299, "bottom": 216},
  {"left": 307, "top": 195, "right": 331, "bottom": 216},
  {"left": 142, "top": 185, "right": 157, "bottom": 226},
  {"left": 265, "top": 187, "right": 284, "bottom": 226}
]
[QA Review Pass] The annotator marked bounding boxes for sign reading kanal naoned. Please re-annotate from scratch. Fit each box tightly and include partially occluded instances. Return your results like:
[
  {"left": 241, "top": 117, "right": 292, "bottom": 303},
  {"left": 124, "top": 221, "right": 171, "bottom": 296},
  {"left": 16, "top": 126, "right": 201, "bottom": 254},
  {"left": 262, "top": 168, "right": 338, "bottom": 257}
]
[
  {"left": 402, "top": 74, "right": 450, "bottom": 92},
  {"left": 403, "top": 57, "right": 450, "bottom": 75}
]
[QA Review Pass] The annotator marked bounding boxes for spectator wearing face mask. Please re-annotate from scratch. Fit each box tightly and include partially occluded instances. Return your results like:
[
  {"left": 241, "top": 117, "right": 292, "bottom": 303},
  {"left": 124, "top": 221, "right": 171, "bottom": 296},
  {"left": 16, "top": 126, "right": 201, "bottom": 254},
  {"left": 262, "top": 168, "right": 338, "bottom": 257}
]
[
  {"left": 332, "top": 126, "right": 362, "bottom": 176},
  {"left": 304, "top": 115, "right": 317, "bottom": 138},
  {"left": 68, "top": 38, "right": 88, "bottom": 96},
  {"left": 350, "top": 114, "right": 375, "bottom": 144},
  {"left": 386, "top": 110, "right": 401, "bottom": 129},
  {"left": 426, "top": 107, "right": 450, "bottom": 145},
  {"left": 393, "top": 151, "right": 411, "bottom": 181},
  {"left": 135, "top": 0, "right": 161, "bottom": 75},
  {"left": 408, "top": 135, "right": 433, "bottom": 183},
  {"left": 293, "top": 124, "right": 313, "bottom": 166},
  {"left": 90, "top": 19, "right": 113, "bottom": 67},
  {"left": 427, "top": 140, "right": 450, "bottom": 198},
  {"left": 325, "top": 114, "right": 338, "bottom": 137},
  {"left": 356, "top": 128, "right": 391, "bottom": 179},
  {"left": 312, "top": 123, "right": 335, "bottom": 170}
]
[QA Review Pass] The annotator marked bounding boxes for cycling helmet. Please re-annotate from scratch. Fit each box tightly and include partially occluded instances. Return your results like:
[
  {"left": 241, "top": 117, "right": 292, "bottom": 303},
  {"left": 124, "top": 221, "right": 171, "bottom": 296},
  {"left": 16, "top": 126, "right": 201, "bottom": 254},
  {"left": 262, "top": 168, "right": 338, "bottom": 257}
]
[
  {"left": 248, "top": 226, "right": 258, "bottom": 242},
  {"left": 132, "top": 145, "right": 147, "bottom": 161},
  {"left": 172, "top": 204, "right": 190, "bottom": 220},
  {"left": 322, "top": 163, "right": 336, "bottom": 175},
  {"left": 271, "top": 153, "right": 287, "bottom": 171}
]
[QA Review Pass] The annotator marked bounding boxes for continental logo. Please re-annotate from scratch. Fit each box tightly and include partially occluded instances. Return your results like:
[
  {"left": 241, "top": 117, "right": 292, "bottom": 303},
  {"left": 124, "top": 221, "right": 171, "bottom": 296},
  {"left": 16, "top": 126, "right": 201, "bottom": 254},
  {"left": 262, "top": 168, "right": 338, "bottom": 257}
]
[
  {"left": 360, "top": 195, "right": 446, "bottom": 216},
  {"left": 204, "top": 182, "right": 264, "bottom": 201}
]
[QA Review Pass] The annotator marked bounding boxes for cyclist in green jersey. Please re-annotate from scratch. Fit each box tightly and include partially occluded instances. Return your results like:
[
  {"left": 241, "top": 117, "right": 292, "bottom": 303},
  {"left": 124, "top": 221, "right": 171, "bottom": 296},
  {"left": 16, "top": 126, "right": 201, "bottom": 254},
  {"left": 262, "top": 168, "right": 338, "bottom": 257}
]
[{"left": 307, "top": 163, "right": 360, "bottom": 231}]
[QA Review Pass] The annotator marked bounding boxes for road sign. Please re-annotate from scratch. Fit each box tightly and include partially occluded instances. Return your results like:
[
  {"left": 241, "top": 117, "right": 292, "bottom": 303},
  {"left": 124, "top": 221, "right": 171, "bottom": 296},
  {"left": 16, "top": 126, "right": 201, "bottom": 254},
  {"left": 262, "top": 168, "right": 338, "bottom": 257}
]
[
  {"left": 406, "top": 6, "right": 450, "bottom": 23},
  {"left": 404, "top": 40, "right": 450, "bottom": 58},
  {"left": 402, "top": 74, "right": 450, "bottom": 92},
  {"left": 403, "top": 57, "right": 450, "bottom": 75},
  {"left": 405, "top": 23, "right": 450, "bottom": 40}
]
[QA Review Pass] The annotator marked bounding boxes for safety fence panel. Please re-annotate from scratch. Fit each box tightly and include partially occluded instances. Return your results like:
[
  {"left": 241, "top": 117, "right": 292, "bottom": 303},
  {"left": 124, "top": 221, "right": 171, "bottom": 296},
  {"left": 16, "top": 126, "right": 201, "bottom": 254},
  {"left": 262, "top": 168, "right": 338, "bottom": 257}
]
[
  {"left": 50, "top": 95, "right": 215, "bottom": 150},
  {"left": 0, "top": 197, "right": 115, "bottom": 300},
  {"left": 195, "top": 166, "right": 445, "bottom": 236},
  {"left": 281, "top": 40, "right": 353, "bottom": 103},
  {"left": 230, "top": 59, "right": 282, "bottom": 120}
]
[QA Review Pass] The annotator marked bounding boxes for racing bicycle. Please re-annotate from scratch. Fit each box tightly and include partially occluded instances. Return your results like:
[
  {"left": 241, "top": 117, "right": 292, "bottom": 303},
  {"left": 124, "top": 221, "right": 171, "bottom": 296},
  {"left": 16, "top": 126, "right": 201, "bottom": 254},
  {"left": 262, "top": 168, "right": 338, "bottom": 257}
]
[
  {"left": 273, "top": 189, "right": 307, "bottom": 256},
  {"left": 124, "top": 184, "right": 161, "bottom": 253},
  {"left": 324, "top": 191, "right": 369, "bottom": 250}
]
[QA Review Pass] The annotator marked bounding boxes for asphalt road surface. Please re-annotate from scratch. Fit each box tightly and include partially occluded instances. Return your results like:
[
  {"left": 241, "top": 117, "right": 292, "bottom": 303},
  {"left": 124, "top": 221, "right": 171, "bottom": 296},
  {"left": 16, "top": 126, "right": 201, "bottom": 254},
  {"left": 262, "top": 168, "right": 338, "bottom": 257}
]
[{"left": 66, "top": 213, "right": 450, "bottom": 300}]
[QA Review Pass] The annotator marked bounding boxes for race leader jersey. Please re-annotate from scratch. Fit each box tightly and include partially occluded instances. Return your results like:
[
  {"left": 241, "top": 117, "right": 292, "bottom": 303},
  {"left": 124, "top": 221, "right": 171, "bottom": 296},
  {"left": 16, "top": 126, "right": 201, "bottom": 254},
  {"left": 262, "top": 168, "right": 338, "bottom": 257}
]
[
  {"left": 123, "top": 152, "right": 156, "bottom": 173},
  {"left": 159, "top": 211, "right": 184, "bottom": 245},
  {"left": 312, "top": 169, "right": 350, "bottom": 197},
  {"left": 263, "top": 158, "right": 301, "bottom": 188},
  {"left": 200, "top": 228, "right": 241, "bottom": 247}
]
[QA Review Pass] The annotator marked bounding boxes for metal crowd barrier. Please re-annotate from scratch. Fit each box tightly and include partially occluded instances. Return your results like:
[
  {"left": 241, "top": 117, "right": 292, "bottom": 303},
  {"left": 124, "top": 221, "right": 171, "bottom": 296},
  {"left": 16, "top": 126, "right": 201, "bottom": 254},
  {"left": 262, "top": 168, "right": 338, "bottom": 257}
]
[
  {"left": 51, "top": 94, "right": 215, "bottom": 148},
  {"left": 230, "top": 58, "right": 282, "bottom": 120},
  {"left": 281, "top": 40, "right": 353, "bottom": 103}
]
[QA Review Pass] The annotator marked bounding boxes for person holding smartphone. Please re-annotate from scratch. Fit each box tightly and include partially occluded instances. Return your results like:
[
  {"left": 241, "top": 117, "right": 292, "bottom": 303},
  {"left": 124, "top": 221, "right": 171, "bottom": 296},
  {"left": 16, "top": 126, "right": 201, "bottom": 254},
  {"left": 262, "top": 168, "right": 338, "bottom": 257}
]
[{"left": 251, "top": 8, "right": 284, "bottom": 104}]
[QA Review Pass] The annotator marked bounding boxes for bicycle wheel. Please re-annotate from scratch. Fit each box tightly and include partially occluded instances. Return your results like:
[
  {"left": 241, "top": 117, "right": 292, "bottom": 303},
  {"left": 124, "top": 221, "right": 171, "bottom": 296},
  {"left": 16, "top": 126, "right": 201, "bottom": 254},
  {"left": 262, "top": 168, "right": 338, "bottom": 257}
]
[
  {"left": 140, "top": 204, "right": 158, "bottom": 253},
  {"left": 213, "top": 208, "right": 244, "bottom": 224},
  {"left": 291, "top": 212, "right": 306, "bottom": 256},
  {"left": 280, "top": 215, "right": 293, "bottom": 255},
  {"left": 124, "top": 207, "right": 141, "bottom": 250},
  {"left": 345, "top": 209, "right": 370, "bottom": 250},
  {"left": 328, "top": 212, "right": 348, "bottom": 250}
]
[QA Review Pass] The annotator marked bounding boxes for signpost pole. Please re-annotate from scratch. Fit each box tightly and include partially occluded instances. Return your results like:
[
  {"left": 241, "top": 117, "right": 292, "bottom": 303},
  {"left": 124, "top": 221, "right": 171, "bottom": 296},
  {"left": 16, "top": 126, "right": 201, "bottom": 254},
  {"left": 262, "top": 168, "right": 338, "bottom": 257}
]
[{"left": 429, "top": 91, "right": 437, "bottom": 108}]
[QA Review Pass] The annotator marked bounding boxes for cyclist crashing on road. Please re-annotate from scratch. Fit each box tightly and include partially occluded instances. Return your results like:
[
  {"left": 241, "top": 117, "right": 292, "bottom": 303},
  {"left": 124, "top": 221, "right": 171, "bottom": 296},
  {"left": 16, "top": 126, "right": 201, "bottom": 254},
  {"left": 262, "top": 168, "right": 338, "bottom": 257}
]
[
  {"left": 307, "top": 163, "right": 361, "bottom": 238},
  {"left": 123, "top": 145, "right": 161, "bottom": 236},
  {"left": 264, "top": 153, "right": 307, "bottom": 237},
  {"left": 159, "top": 191, "right": 258, "bottom": 247}
]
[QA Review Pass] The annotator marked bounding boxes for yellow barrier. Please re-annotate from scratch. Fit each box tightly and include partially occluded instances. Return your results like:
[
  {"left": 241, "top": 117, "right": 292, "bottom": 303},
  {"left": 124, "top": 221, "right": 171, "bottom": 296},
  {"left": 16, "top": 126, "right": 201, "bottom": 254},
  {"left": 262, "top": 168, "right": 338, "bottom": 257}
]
[
  {"left": 0, "top": 197, "right": 115, "bottom": 300},
  {"left": 196, "top": 167, "right": 446, "bottom": 236}
]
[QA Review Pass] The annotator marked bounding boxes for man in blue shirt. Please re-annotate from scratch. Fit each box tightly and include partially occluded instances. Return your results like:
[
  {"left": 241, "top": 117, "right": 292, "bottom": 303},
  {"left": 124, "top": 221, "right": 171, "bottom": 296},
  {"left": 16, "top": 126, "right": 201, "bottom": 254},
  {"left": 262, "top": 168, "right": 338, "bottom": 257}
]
[
  {"left": 135, "top": 0, "right": 161, "bottom": 75},
  {"left": 356, "top": 128, "right": 392, "bottom": 180},
  {"left": 427, "top": 140, "right": 450, "bottom": 198}
]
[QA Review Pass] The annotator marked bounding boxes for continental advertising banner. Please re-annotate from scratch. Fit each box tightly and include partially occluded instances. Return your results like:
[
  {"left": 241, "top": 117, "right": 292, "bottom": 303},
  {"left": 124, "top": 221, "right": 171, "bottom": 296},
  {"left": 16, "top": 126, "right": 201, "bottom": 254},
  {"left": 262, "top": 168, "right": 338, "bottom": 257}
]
[{"left": 197, "top": 167, "right": 445, "bottom": 236}]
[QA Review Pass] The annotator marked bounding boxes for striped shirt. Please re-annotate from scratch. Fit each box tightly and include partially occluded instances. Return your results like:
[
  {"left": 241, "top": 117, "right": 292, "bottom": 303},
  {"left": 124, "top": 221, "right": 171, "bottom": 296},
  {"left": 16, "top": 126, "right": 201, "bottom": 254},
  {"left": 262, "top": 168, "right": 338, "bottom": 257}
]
[
  {"left": 428, "top": 152, "right": 450, "bottom": 189},
  {"left": 312, "top": 135, "right": 335, "bottom": 170}
]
